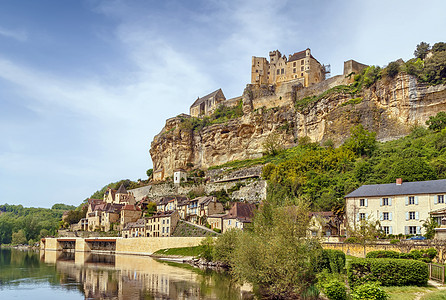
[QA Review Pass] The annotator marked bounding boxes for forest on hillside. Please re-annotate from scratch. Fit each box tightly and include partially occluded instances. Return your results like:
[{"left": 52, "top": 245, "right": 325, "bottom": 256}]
[{"left": 0, "top": 203, "right": 75, "bottom": 245}]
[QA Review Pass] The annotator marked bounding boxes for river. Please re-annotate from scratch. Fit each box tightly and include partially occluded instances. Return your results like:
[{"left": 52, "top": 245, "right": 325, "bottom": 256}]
[{"left": 0, "top": 248, "right": 253, "bottom": 299}]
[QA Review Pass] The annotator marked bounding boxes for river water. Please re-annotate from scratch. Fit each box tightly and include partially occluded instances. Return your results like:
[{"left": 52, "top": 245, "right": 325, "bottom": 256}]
[{"left": 0, "top": 249, "right": 253, "bottom": 299}]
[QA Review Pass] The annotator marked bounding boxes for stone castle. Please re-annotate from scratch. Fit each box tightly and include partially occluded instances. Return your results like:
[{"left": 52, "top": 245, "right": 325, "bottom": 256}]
[{"left": 251, "top": 48, "right": 327, "bottom": 87}]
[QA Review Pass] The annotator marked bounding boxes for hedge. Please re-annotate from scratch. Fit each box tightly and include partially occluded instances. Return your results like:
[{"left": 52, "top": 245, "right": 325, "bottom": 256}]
[
  {"left": 366, "top": 248, "right": 437, "bottom": 263},
  {"left": 348, "top": 258, "right": 428, "bottom": 286},
  {"left": 317, "top": 249, "right": 346, "bottom": 273}
]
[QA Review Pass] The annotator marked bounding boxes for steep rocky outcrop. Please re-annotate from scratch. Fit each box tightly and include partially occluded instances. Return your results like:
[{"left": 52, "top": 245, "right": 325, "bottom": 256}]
[{"left": 150, "top": 74, "right": 446, "bottom": 179}]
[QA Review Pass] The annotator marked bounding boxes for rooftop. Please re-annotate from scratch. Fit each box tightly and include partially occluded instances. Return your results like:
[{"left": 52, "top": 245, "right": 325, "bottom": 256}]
[{"left": 345, "top": 179, "right": 446, "bottom": 198}]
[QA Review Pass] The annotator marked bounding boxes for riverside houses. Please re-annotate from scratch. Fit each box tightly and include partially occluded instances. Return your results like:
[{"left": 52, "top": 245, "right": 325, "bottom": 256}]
[{"left": 345, "top": 178, "right": 446, "bottom": 236}]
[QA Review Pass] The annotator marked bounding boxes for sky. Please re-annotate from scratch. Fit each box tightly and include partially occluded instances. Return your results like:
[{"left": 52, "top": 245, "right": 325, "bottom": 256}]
[{"left": 0, "top": 0, "right": 445, "bottom": 208}]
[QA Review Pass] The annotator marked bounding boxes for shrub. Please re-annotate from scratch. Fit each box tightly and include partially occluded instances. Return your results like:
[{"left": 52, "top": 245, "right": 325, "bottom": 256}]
[
  {"left": 344, "top": 237, "right": 360, "bottom": 244},
  {"left": 390, "top": 239, "right": 400, "bottom": 244},
  {"left": 351, "top": 282, "right": 388, "bottom": 300},
  {"left": 213, "top": 229, "right": 240, "bottom": 265},
  {"left": 301, "top": 284, "right": 320, "bottom": 300},
  {"left": 317, "top": 249, "right": 346, "bottom": 273},
  {"left": 366, "top": 250, "right": 401, "bottom": 259},
  {"left": 198, "top": 236, "right": 215, "bottom": 261},
  {"left": 213, "top": 228, "right": 221, "bottom": 233},
  {"left": 348, "top": 258, "right": 428, "bottom": 286},
  {"left": 322, "top": 279, "right": 347, "bottom": 300}
]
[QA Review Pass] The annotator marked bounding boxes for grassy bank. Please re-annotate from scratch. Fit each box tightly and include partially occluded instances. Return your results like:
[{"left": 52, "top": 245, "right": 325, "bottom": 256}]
[{"left": 153, "top": 245, "right": 203, "bottom": 257}]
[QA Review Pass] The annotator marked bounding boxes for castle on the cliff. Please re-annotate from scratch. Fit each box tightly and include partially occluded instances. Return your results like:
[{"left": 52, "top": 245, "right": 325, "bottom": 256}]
[
  {"left": 189, "top": 48, "right": 367, "bottom": 118},
  {"left": 251, "top": 48, "right": 327, "bottom": 87}
]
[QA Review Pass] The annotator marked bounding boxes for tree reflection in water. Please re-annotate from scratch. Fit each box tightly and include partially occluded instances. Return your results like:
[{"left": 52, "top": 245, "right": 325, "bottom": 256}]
[{"left": 0, "top": 249, "right": 253, "bottom": 299}]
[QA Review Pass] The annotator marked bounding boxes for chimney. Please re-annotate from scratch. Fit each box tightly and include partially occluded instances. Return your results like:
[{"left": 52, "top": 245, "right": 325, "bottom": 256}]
[{"left": 396, "top": 178, "right": 403, "bottom": 185}]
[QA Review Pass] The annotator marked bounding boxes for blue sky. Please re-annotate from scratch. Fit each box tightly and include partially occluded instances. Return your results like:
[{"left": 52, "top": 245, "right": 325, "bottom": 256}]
[{"left": 0, "top": 0, "right": 445, "bottom": 208}]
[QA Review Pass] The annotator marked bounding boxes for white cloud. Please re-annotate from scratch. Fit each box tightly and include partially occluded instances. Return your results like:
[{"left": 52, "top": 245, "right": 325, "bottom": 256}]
[{"left": 0, "top": 26, "right": 27, "bottom": 42}]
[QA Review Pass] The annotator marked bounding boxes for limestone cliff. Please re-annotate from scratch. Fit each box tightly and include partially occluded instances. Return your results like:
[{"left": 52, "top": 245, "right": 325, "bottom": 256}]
[{"left": 150, "top": 74, "right": 446, "bottom": 179}]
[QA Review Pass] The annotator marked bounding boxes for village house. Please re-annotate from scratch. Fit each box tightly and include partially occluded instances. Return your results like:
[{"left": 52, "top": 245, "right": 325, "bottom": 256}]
[
  {"left": 104, "top": 184, "right": 136, "bottom": 205},
  {"left": 189, "top": 89, "right": 226, "bottom": 117},
  {"left": 156, "top": 196, "right": 188, "bottom": 212},
  {"left": 197, "top": 196, "right": 224, "bottom": 219},
  {"left": 251, "top": 48, "right": 327, "bottom": 87},
  {"left": 221, "top": 202, "right": 256, "bottom": 233},
  {"left": 173, "top": 169, "right": 187, "bottom": 184},
  {"left": 345, "top": 178, "right": 446, "bottom": 236},
  {"left": 122, "top": 218, "right": 146, "bottom": 238},
  {"left": 146, "top": 211, "right": 180, "bottom": 237},
  {"left": 120, "top": 204, "right": 142, "bottom": 230},
  {"left": 308, "top": 211, "right": 344, "bottom": 238}
]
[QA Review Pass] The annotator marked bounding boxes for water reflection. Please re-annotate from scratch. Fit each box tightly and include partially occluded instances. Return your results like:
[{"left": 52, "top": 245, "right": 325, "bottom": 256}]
[{"left": 0, "top": 249, "right": 252, "bottom": 299}]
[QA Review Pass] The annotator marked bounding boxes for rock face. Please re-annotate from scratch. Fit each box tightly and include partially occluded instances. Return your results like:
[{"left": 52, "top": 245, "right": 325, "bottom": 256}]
[{"left": 150, "top": 74, "right": 446, "bottom": 179}]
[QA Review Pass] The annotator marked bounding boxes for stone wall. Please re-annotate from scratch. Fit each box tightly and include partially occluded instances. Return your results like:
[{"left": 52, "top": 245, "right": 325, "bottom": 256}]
[
  {"left": 322, "top": 242, "right": 432, "bottom": 258},
  {"left": 130, "top": 177, "right": 266, "bottom": 203},
  {"left": 43, "top": 237, "right": 206, "bottom": 255},
  {"left": 116, "top": 237, "right": 205, "bottom": 255}
]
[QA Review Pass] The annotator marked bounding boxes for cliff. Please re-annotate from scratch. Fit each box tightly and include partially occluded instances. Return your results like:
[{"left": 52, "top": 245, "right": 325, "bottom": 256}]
[{"left": 150, "top": 74, "right": 446, "bottom": 179}]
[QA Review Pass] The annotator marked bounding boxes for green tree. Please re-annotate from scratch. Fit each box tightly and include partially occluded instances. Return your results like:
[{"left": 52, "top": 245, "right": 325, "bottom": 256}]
[
  {"left": 230, "top": 200, "right": 322, "bottom": 298},
  {"left": 384, "top": 61, "right": 400, "bottom": 78},
  {"left": 146, "top": 168, "right": 153, "bottom": 179},
  {"left": 262, "top": 132, "right": 283, "bottom": 156},
  {"left": 432, "top": 42, "right": 446, "bottom": 53},
  {"left": 11, "top": 229, "right": 27, "bottom": 245},
  {"left": 414, "top": 42, "right": 431, "bottom": 59},
  {"left": 343, "top": 124, "right": 377, "bottom": 157},
  {"left": 426, "top": 112, "right": 446, "bottom": 131}
]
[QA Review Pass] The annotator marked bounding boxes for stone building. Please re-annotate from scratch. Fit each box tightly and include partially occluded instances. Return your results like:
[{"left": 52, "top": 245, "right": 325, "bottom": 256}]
[
  {"left": 122, "top": 218, "right": 146, "bottom": 238},
  {"left": 189, "top": 89, "right": 226, "bottom": 117},
  {"left": 104, "top": 184, "right": 136, "bottom": 205},
  {"left": 173, "top": 169, "right": 187, "bottom": 184},
  {"left": 146, "top": 211, "right": 180, "bottom": 237},
  {"left": 120, "top": 204, "right": 142, "bottom": 230},
  {"left": 221, "top": 202, "right": 256, "bottom": 233},
  {"left": 251, "top": 48, "right": 326, "bottom": 87},
  {"left": 345, "top": 178, "right": 446, "bottom": 236}
]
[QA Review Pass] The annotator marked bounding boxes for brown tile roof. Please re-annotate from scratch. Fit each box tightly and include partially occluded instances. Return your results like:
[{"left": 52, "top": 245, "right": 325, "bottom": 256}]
[
  {"left": 122, "top": 204, "right": 141, "bottom": 211},
  {"left": 224, "top": 202, "right": 256, "bottom": 221}
]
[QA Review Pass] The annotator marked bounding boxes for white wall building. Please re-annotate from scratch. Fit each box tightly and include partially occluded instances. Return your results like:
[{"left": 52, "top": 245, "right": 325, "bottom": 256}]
[{"left": 345, "top": 178, "right": 446, "bottom": 236}]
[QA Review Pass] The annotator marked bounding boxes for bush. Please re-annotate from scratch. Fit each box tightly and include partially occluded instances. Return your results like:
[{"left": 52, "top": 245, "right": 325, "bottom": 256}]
[
  {"left": 351, "top": 282, "right": 388, "bottom": 300},
  {"left": 366, "top": 250, "right": 401, "bottom": 259},
  {"left": 344, "top": 237, "right": 360, "bottom": 244},
  {"left": 317, "top": 249, "right": 346, "bottom": 273},
  {"left": 213, "top": 228, "right": 221, "bottom": 233},
  {"left": 213, "top": 229, "right": 240, "bottom": 265},
  {"left": 390, "top": 239, "right": 400, "bottom": 244},
  {"left": 348, "top": 258, "right": 428, "bottom": 286},
  {"left": 365, "top": 248, "right": 437, "bottom": 263},
  {"left": 322, "top": 279, "right": 347, "bottom": 300}
]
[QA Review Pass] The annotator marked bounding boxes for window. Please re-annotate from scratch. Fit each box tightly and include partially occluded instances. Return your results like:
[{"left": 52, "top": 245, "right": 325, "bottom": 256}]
[
  {"left": 359, "top": 213, "right": 366, "bottom": 221},
  {"left": 382, "top": 198, "right": 389, "bottom": 206},
  {"left": 255, "top": 70, "right": 258, "bottom": 73},
  {"left": 409, "top": 226, "right": 417, "bottom": 235},
  {"left": 301, "top": 59, "right": 304, "bottom": 65},
  {"left": 409, "top": 196, "right": 415, "bottom": 205},
  {"left": 301, "top": 73, "right": 304, "bottom": 76},
  {"left": 162, "top": 219, "right": 165, "bottom": 224},
  {"left": 281, "top": 68, "right": 284, "bottom": 74},
  {"left": 360, "top": 199, "right": 367, "bottom": 207},
  {"left": 293, "top": 62, "right": 296, "bottom": 67},
  {"left": 167, "top": 219, "right": 169, "bottom": 224},
  {"left": 301, "top": 66, "right": 304, "bottom": 71},
  {"left": 166, "top": 227, "right": 169, "bottom": 233},
  {"left": 293, "top": 68, "right": 296, "bottom": 73},
  {"left": 383, "top": 212, "right": 389, "bottom": 220},
  {"left": 277, "top": 69, "right": 280, "bottom": 75},
  {"left": 438, "top": 195, "right": 444, "bottom": 204},
  {"left": 383, "top": 226, "right": 390, "bottom": 234},
  {"left": 409, "top": 211, "right": 416, "bottom": 220}
]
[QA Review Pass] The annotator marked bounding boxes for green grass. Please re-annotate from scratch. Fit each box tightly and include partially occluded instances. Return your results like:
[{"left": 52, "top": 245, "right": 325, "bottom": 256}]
[
  {"left": 420, "top": 289, "right": 446, "bottom": 300},
  {"left": 153, "top": 245, "right": 203, "bottom": 257},
  {"left": 382, "top": 286, "right": 437, "bottom": 300}
]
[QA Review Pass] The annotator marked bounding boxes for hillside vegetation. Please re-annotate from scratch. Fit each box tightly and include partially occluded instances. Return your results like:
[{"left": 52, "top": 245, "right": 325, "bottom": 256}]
[{"left": 0, "top": 203, "right": 75, "bottom": 245}]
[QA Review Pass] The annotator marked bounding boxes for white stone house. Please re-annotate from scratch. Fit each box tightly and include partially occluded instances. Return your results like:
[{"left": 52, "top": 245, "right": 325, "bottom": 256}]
[{"left": 345, "top": 178, "right": 446, "bottom": 236}]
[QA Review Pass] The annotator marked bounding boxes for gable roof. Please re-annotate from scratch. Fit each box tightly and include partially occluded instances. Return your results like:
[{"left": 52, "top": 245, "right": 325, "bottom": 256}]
[
  {"left": 116, "top": 183, "right": 128, "bottom": 194},
  {"left": 345, "top": 179, "right": 446, "bottom": 198},
  {"left": 190, "top": 89, "right": 224, "bottom": 108},
  {"left": 224, "top": 202, "right": 256, "bottom": 220}
]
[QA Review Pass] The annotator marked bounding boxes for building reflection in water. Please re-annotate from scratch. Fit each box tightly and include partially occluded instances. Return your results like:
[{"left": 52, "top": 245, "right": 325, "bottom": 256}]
[{"left": 41, "top": 250, "right": 252, "bottom": 300}]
